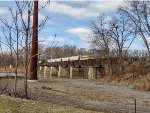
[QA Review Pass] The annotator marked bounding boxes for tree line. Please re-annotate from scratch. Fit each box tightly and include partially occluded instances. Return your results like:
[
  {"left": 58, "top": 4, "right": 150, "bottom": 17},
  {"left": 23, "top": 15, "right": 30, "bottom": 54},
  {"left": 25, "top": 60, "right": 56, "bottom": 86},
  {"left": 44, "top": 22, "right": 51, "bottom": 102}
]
[{"left": 89, "top": 1, "right": 150, "bottom": 75}]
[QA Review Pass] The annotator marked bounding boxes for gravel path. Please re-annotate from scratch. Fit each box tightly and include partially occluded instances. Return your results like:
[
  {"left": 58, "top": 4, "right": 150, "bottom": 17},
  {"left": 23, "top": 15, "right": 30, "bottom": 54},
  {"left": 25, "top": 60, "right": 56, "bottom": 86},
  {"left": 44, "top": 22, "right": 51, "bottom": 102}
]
[
  {"left": 30, "top": 93, "right": 150, "bottom": 113},
  {"left": 32, "top": 78, "right": 150, "bottom": 113},
  {"left": 0, "top": 73, "right": 24, "bottom": 77},
  {"left": 48, "top": 78, "right": 150, "bottom": 99}
]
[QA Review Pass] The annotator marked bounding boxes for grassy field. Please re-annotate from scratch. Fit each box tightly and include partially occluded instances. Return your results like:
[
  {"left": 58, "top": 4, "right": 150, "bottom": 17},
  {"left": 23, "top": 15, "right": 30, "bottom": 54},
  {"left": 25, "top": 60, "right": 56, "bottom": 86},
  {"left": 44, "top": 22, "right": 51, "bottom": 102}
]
[{"left": 0, "top": 95, "right": 102, "bottom": 113}]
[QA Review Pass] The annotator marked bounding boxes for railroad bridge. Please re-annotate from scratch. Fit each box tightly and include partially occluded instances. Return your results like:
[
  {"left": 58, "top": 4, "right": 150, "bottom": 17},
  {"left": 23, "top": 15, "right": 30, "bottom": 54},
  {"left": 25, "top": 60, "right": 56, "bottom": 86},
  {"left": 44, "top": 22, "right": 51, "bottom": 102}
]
[
  {"left": 39, "top": 57, "right": 142, "bottom": 79},
  {"left": 39, "top": 57, "right": 119, "bottom": 79}
]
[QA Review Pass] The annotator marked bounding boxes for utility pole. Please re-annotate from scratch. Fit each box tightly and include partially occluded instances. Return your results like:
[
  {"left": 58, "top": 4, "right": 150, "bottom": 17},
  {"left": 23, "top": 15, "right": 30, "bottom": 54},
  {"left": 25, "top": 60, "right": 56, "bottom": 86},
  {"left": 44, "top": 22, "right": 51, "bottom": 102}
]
[{"left": 29, "top": 0, "right": 38, "bottom": 80}]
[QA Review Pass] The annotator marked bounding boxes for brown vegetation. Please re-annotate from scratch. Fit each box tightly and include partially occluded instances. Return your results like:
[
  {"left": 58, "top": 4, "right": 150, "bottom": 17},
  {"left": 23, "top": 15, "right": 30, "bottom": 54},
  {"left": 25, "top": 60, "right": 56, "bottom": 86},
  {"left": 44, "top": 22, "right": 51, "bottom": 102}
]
[
  {"left": 135, "top": 80, "right": 150, "bottom": 91},
  {"left": 0, "top": 66, "right": 24, "bottom": 73}
]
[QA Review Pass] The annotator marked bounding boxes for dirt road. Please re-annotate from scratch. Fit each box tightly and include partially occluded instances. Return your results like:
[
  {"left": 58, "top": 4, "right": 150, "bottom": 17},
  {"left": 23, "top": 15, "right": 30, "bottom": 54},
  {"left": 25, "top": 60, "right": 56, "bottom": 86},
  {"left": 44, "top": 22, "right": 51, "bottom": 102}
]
[{"left": 27, "top": 78, "right": 150, "bottom": 113}]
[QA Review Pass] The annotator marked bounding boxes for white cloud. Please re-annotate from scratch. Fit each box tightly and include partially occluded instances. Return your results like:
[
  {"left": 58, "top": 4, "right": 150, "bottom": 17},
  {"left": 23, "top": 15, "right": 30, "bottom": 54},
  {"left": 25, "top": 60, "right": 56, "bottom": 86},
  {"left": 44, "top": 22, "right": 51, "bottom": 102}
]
[
  {"left": 0, "top": 8, "right": 9, "bottom": 14},
  {"left": 65, "top": 27, "right": 91, "bottom": 39},
  {"left": 45, "top": 1, "right": 123, "bottom": 20},
  {"left": 65, "top": 27, "right": 92, "bottom": 49},
  {"left": 66, "top": 27, "right": 91, "bottom": 34},
  {"left": 46, "top": 2, "right": 97, "bottom": 20},
  {"left": 88, "top": 1, "right": 123, "bottom": 12}
]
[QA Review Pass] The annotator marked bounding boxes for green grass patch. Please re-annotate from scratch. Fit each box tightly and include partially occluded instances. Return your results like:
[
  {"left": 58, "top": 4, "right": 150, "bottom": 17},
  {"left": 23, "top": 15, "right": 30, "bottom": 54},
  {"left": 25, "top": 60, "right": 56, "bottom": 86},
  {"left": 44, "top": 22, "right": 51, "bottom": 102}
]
[{"left": 0, "top": 95, "right": 102, "bottom": 113}]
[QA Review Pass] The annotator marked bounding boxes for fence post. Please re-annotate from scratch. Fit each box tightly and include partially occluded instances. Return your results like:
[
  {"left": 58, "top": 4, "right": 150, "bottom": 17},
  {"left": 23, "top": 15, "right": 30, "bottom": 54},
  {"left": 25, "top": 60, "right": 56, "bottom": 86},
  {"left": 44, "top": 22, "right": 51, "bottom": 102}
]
[{"left": 135, "top": 99, "right": 136, "bottom": 113}]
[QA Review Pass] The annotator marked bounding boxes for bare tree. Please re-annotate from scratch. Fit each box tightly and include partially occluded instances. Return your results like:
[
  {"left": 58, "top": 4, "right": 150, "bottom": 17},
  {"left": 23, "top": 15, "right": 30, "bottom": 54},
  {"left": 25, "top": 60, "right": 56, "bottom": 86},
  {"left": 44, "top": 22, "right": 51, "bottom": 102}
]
[
  {"left": 90, "top": 14, "right": 111, "bottom": 58},
  {"left": 119, "top": 1, "right": 150, "bottom": 59},
  {"left": 0, "top": 7, "right": 21, "bottom": 96},
  {"left": 90, "top": 14, "right": 113, "bottom": 76},
  {"left": 89, "top": 12, "right": 136, "bottom": 76},
  {"left": 0, "top": 1, "right": 50, "bottom": 98},
  {"left": 15, "top": 0, "right": 49, "bottom": 98},
  {"left": 110, "top": 17, "right": 126, "bottom": 58},
  {"left": 109, "top": 15, "right": 134, "bottom": 72},
  {"left": 1, "top": 26, "right": 13, "bottom": 68}
]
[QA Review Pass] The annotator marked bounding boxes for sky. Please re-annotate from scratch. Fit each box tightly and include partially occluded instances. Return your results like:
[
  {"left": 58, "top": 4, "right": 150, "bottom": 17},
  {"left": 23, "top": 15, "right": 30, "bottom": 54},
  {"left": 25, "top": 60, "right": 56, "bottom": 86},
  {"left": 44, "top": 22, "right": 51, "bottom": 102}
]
[{"left": 0, "top": 0, "right": 146, "bottom": 51}]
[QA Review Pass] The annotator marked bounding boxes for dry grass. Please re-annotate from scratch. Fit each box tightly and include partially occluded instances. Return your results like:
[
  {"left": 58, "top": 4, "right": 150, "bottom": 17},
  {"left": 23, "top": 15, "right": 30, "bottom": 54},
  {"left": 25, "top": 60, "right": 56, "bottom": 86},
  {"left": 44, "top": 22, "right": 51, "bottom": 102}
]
[
  {"left": 134, "top": 79, "right": 150, "bottom": 91},
  {"left": 104, "top": 61, "right": 150, "bottom": 91},
  {"left": 0, "top": 77, "right": 136, "bottom": 106},
  {"left": 122, "top": 61, "right": 150, "bottom": 78},
  {"left": 0, "top": 66, "right": 24, "bottom": 73},
  {"left": 0, "top": 95, "right": 104, "bottom": 113},
  {"left": 26, "top": 78, "right": 135, "bottom": 106}
]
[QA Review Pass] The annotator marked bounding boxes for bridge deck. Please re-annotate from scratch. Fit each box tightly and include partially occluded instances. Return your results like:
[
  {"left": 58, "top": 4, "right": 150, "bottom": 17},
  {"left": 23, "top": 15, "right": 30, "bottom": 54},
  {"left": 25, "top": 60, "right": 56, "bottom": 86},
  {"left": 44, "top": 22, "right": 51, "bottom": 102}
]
[
  {"left": 45, "top": 58, "right": 118, "bottom": 67},
  {"left": 41, "top": 57, "right": 148, "bottom": 67}
]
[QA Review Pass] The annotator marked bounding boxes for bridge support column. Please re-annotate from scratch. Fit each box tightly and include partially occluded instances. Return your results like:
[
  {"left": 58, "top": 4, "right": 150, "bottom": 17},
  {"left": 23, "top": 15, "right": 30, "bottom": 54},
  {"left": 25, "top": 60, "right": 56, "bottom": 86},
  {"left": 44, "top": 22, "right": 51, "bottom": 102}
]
[
  {"left": 44, "top": 66, "right": 47, "bottom": 78},
  {"left": 88, "top": 67, "right": 94, "bottom": 79},
  {"left": 38, "top": 66, "right": 42, "bottom": 78},
  {"left": 58, "top": 66, "right": 61, "bottom": 78},
  {"left": 49, "top": 66, "right": 53, "bottom": 78},
  {"left": 69, "top": 66, "right": 73, "bottom": 79}
]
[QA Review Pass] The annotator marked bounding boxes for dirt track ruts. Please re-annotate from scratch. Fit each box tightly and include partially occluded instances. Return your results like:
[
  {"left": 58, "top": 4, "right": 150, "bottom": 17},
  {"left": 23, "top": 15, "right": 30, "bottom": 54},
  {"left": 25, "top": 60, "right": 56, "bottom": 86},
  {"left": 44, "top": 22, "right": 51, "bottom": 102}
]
[{"left": 28, "top": 78, "right": 150, "bottom": 113}]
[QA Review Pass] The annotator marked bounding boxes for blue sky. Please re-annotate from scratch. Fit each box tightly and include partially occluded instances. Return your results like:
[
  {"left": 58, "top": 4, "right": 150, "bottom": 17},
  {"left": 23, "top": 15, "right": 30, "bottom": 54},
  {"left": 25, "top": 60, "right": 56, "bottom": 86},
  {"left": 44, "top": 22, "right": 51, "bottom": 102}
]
[{"left": 0, "top": 0, "right": 146, "bottom": 51}]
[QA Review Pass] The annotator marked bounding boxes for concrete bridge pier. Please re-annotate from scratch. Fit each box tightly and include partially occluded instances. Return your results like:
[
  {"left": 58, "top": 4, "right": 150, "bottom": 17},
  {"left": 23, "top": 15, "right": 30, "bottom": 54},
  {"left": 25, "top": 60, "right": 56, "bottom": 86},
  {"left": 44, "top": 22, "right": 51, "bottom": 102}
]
[
  {"left": 49, "top": 66, "right": 53, "bottom": 78},
  {"left": 69, "top": 66, "right": 73, "bottom": 79},
  {"left": 58, "top": 66, "right": 61, "bottom": 78},
  {"left": 88, "top": 67, "right": 95, "bottom": 79},
  {"left": 44, "top": 66, "right": 47, "bottom": 78},
  {"left": 39, "top": 66, "right": 42, "bottom": 78}
]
